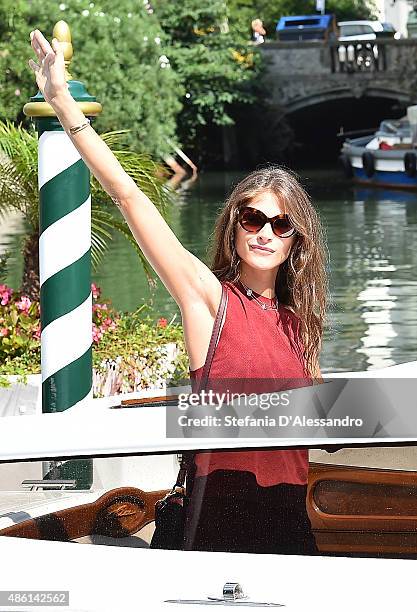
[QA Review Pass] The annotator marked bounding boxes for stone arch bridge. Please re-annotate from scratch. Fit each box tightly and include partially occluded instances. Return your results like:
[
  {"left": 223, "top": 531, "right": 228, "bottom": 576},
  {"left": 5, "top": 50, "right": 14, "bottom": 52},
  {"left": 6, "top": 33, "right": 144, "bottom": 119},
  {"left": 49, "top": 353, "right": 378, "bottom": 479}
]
[{"left": 260, "top": 39, "right": 417, "bottom": 114}]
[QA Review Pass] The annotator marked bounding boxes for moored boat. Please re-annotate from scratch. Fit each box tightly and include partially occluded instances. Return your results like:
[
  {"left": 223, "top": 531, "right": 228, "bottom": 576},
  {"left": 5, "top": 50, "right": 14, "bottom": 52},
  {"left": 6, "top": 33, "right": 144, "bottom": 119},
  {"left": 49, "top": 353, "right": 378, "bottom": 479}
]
[
  {"left": 1, "top": 361, "right": 417, "bottom": 557},
  {"left": 339, "top": 115, "right": 417, "bottom": 190}
]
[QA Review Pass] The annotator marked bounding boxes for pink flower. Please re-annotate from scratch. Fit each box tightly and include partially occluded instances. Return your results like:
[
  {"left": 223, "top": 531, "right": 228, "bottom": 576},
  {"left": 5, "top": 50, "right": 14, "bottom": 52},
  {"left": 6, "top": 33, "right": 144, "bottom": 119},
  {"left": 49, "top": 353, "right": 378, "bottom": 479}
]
[
  {"left": 15, "top": 89, "right": 21, "bottom": 96},
  {"left": 91, "top": 283, "right": 101, "bottom": 299},
  {"left": 93, "top": 303, "right": 107, "bottom": 315},
  {"left": 157, "top": 317, "right": 168, "bottom": 328},
  {"left": 16, "top": 296, "right": 31, "bottom": 313},
  {"left": 0, "top": 327, "right": 9, "bottom": 337},
  {"left": 33, "top": 325, "right": 41, "bottom": 340},
  {"left": 0, "top": 287, "right": 12, "bottom": 306},
  {"left": 92, "top": 324, "right": 103, "bottom": 343}
]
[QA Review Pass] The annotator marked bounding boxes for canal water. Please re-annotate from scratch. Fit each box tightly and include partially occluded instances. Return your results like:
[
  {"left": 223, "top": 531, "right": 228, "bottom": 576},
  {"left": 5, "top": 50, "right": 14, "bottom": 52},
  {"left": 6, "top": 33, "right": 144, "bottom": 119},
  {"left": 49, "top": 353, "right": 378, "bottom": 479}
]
[{"left": 2, "top": 166, "right": 417, "bottom": 374}]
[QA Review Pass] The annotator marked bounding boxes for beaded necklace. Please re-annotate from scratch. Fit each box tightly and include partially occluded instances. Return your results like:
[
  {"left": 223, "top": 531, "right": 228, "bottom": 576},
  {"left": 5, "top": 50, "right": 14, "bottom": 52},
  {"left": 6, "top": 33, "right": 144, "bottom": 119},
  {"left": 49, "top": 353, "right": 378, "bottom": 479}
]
[{"left": 239, "top": 280, "right": 279, "bottom": 311}]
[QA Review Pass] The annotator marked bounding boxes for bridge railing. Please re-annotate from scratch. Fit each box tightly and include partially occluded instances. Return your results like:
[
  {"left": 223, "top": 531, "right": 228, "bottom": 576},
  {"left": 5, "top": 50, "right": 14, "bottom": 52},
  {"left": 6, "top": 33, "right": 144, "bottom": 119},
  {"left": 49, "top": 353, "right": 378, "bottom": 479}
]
[
  {"left": 262, "top": 38, "right": 417, "bottom": 78},
  {"left": 329, "top": 41, "right": 387, "bottom": 73}
]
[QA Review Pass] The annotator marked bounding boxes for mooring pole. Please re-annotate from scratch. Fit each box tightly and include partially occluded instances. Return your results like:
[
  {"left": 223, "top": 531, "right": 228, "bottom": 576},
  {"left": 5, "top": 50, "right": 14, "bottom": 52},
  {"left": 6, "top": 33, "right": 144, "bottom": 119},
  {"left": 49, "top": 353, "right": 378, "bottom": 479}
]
[
  {"left": 24, "top": 21, "right": 101, "bottom": 413},
  {"left": 24, "top": 21, "right": 102, "bottom": 488}
]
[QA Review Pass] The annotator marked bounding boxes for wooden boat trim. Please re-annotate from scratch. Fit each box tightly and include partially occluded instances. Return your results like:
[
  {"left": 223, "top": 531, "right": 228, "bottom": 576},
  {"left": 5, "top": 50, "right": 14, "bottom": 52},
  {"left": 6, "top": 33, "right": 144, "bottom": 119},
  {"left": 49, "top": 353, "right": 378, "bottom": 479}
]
[{"left": 0, "top": 486, "right": 169, "bottom": 542}]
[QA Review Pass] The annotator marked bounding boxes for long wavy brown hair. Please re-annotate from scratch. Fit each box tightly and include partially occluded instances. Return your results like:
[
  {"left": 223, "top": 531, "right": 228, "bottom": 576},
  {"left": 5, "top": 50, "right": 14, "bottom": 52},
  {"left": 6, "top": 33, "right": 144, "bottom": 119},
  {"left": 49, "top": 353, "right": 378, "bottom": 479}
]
[{"left": 210, "top": 166, "right": 328, "bottom": 379}]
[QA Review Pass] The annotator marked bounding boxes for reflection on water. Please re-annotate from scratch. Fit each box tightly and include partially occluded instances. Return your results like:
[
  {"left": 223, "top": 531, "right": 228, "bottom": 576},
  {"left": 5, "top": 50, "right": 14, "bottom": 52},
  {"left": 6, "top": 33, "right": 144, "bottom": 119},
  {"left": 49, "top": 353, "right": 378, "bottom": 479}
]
[
  {"left": 316, "top": 175, "right": 417, "bottom": 372},
  {"left": 357, "top": 279, "right": 398, "bottom": 368},
  {"left": 1, "top": 168, "right": 416, "bottom": 373}
]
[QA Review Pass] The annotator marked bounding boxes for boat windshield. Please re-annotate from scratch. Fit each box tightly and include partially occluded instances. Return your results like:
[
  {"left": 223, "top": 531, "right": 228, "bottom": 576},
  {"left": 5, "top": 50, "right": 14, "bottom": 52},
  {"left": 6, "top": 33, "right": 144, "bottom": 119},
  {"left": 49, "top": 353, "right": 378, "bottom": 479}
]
[{"left": 379, "top": 118, "right": 409, "bottom": 135}]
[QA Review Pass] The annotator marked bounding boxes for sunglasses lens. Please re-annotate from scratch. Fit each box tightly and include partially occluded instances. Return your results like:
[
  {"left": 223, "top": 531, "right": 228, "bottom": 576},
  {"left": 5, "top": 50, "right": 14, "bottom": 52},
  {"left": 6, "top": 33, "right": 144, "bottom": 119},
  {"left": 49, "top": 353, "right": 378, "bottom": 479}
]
[
  {"left": 272, "top": 218, "right": 295, "bottom": 237},
  {"left": 239, "top": 208, "right": 296, "bottom": 237},
  {"left": 240, "top": 210, "right": 264, "bottom": 232}
]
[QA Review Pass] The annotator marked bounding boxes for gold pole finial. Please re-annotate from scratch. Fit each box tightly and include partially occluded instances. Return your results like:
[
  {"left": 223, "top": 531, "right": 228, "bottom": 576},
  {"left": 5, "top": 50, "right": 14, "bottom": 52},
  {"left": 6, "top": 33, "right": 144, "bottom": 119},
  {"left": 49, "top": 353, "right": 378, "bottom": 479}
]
[
  {"left": 24, "top": 20, "right": 103, "bottom": 117},
  {"left": 53, "top": 20, "right": 74, "bottom": 81}
]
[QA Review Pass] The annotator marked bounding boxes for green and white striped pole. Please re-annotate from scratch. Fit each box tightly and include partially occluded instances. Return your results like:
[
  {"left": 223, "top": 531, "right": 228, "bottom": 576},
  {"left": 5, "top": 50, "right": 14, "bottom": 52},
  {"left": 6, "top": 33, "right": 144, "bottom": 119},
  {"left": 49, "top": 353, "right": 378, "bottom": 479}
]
[
  {"left": 24, "top": 21, "right": 101, "bottom": 412},
  {"left": 24, "top": 21, "right": 102, "bottom": 488},
  {"left": 37, "top": 129, "right": 92, "bottom": 411}
]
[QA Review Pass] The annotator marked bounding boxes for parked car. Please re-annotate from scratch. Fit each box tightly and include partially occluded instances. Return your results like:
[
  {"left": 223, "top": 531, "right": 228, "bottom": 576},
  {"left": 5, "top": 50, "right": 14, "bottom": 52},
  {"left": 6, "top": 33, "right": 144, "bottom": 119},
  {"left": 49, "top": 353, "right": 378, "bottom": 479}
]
[{"left": 338, "top": 20, "right": 400, "bottom": 42}]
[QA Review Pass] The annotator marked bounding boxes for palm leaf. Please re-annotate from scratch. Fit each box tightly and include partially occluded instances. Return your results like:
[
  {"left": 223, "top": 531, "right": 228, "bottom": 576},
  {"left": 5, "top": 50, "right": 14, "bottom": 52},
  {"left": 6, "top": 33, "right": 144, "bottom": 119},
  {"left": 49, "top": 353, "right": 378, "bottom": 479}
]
[
  {"left": 93, "top": 130, "right": 175, "bottom": 218},
  {"left": 0, "top": 120, "right": 177, "bottom": 290},
  {"left": 0, "top": 122, "right": 39, "bottom": 230},
  {"left": 90, "top": 204, "right": 115, "bottom": 270},
  {"left": 110, "top": 217, "right": 158, "bottom": 288}
]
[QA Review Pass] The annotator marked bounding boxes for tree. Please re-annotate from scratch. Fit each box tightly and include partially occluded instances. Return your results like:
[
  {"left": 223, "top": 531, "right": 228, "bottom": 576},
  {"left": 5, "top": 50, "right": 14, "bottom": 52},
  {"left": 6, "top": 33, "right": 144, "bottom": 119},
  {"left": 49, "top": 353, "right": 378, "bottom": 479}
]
[
  {"left": 0, "top": 120, "right": 174, "bottom": 300},
  {"left": 0, "top": 0, "right": 182, "bottom": 158},
  {"left": 153, "top": 0, "right": 263, "bottom": 152}
]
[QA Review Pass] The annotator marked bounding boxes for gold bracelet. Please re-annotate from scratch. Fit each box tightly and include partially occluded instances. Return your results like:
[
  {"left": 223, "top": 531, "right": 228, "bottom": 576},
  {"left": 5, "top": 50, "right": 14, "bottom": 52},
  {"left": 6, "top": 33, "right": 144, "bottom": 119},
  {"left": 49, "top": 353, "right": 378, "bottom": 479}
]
[{"left": 69, "top": 118, "right": 91, "bottom": 135}]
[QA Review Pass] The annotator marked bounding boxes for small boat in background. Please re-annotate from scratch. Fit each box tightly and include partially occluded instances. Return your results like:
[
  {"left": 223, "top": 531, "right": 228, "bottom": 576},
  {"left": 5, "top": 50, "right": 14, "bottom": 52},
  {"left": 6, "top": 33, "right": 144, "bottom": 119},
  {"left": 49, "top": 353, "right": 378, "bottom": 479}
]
[{"left": 339, "top": 112, "right": 417, "bottom": 190}]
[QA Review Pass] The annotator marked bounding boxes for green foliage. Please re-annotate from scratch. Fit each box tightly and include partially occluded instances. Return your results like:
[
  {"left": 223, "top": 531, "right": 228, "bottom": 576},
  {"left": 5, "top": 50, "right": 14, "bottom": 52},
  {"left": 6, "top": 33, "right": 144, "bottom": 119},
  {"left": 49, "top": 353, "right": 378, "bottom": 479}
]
[
  {"left": 0, "top": 251, "right": 10, "bottom": 282},
  {"left": 0, "top": 375, "right": 12, "bottom": 387},
  {"left": 0, "top": 120, "right": 174, "bottom": 288},
  {"left": 91, "top": 285, "right": 188, "bottom": 392},
  {"left": 154, "top": 0, "right": 230, "bottom": 43},
  {"left": 0, "top": 1, "right": 28, "bottom": 122},
  {"left": 226, "top": 0, "right": 378, "bottom": 40},
  {"left": 0, "top": 356, "right": 34, "bottom": 378},
  {"left": 0, "top": 0, "right": 182, "bottom": 157},
  {"left": 0, "top": 284, "right": 40, "bottom": 364},
  {"left": 0, "top": 120, "right": 39, "bottom": 232},
  {"left": 0, "top": 0, "right": 265, "bottom": 160},
  {"left": 154, "top": 0, "right": 263, "bottom": 147}
]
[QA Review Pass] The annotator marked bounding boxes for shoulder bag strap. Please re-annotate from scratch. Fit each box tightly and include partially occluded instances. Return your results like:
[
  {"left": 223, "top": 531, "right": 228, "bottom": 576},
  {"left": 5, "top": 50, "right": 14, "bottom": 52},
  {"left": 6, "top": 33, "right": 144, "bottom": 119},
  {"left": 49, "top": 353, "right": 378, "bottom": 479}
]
[
  {"left": 198, "top": 283, "right": 228, "bottom": 394},
  {"left": 173, "top": 454, "right": 188, "bottom": 490},
  {"left": 180, "top": 284, "right": 228, "bottom": 487}
]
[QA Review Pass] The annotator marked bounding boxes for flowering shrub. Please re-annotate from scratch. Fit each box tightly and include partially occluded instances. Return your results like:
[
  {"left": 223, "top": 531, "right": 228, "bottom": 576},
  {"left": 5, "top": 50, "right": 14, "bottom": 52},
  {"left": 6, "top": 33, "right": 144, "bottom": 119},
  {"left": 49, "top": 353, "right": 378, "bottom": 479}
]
[
  {"left": 0, "top": 283, "right": 188, "bottom": 395},
  {"left": 0, "top": 282, "right": 120, "bottom": 366},
  {"left": 92, "top": 307, "right": 188, "bottom": 396},
  {"left": 0, "top": 284, "right": 40, "bottom": 361}
]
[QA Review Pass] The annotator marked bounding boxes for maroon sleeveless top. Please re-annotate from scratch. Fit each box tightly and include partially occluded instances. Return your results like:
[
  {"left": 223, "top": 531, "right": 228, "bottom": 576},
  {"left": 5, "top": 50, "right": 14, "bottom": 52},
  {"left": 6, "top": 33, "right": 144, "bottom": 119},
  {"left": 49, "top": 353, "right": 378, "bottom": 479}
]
[{"left": 189, "top": 281, "right": 312, "bottom": 487}]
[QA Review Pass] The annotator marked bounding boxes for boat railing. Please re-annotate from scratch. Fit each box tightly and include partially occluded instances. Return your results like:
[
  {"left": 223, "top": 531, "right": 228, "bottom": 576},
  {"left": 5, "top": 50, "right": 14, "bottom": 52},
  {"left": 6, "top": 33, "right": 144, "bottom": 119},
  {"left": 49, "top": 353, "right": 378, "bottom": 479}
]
[
  {"left": 21, "top": 479, "right": 77, "bottom": 491},
  {"left": 1, "top": 362, "right": 417, "bottom": 464},
  {"left": 344, "top": 135, "right": 374, "bottom": 147}
]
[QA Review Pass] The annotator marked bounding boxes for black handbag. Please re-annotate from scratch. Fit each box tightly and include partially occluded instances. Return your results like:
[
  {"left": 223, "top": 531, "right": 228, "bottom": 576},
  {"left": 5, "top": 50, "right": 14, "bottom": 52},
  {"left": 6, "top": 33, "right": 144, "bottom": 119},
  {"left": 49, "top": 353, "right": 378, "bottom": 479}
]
[
  {"left": 150, "top": 284, "right": 228, "bottom": 550},
  {"left": 150, "top": 454, "right": 189, "bottom": 550}
]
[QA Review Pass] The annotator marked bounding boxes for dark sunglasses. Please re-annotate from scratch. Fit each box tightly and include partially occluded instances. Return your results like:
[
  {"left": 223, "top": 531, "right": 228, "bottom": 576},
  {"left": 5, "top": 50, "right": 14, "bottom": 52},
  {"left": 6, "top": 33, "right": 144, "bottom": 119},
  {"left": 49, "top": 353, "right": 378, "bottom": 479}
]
[{"left": 238, "top": 207, "right": 296, "bottom": 238}]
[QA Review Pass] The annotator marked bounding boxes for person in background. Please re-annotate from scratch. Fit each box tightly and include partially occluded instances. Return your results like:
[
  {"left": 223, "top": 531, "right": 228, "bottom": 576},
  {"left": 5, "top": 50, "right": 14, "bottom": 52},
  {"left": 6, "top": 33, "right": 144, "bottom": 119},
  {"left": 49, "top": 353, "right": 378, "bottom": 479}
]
[{"left": 251, "top": 19, "right": 266, "bottom": 44}]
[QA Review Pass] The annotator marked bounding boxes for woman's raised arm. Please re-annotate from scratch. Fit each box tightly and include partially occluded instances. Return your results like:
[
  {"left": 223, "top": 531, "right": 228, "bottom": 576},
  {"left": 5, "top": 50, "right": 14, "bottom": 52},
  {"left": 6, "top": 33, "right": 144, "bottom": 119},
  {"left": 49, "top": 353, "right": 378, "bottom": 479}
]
[{"left": 28, "top": 30, "right": 220, "bottom": 310}]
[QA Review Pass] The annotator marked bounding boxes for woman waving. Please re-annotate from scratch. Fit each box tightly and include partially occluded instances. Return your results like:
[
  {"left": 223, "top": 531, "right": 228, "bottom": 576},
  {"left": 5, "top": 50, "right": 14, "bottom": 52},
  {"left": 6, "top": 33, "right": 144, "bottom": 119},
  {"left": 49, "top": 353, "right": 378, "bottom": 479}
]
[{"left": 29, "top": 30, "right": 327, "bottom": 554}]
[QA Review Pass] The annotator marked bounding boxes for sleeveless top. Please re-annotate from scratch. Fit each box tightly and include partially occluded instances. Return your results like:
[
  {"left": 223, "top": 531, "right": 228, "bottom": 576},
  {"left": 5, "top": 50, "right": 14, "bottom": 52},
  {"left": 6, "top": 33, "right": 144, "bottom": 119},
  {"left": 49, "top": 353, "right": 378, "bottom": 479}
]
[{"left": 189, "top": 280, "right": 312, "bottom": 487}]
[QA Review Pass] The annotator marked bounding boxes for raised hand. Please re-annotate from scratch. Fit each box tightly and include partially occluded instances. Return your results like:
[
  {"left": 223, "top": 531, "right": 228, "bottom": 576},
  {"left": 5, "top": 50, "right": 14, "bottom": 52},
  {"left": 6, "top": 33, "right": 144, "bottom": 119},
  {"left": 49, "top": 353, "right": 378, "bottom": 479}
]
[{"left": 28, "top": 30, "right": 69, "bottom": 105}]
